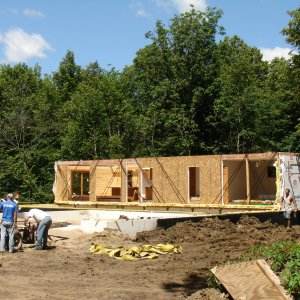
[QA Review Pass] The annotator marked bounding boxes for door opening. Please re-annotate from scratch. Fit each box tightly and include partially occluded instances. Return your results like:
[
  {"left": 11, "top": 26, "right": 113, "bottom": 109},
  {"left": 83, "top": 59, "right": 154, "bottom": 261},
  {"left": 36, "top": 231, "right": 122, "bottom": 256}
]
[{"left": 189, "top": 167, "right": 200, "bottom": 200}]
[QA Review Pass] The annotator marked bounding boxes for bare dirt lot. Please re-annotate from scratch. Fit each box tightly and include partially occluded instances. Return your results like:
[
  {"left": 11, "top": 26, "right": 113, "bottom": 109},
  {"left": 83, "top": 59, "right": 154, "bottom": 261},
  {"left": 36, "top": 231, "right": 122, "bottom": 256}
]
[{"left": 1, "top": 216, "right": 299, "bottom": 300}]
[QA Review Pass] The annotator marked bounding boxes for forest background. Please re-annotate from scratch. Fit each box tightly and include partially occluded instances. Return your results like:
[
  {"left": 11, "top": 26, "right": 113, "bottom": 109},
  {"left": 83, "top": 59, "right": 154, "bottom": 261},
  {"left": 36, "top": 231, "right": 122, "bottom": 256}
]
[{"left": 0, "top": 6, "right": 299, "bottom": 202}]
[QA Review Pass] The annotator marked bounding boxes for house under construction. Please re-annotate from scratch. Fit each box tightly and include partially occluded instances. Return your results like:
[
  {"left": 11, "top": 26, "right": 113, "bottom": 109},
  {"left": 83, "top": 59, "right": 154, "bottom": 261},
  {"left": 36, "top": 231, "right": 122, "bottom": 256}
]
[{"left": 53, "top": 152, "right": 300, "bottom": 209}]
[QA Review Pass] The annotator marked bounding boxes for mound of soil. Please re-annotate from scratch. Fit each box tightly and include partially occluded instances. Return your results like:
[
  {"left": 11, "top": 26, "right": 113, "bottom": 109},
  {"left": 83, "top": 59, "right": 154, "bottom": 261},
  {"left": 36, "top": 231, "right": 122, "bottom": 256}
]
[{"left": 1, "top": 216, "right": 299, "bottom": 299}]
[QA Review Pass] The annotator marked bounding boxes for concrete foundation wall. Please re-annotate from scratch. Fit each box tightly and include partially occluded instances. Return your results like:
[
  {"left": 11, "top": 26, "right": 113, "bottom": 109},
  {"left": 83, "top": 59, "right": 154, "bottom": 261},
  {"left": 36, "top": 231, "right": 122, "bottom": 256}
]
[{"left": 16, "top": 210, "right": 299, "bottom": 239}]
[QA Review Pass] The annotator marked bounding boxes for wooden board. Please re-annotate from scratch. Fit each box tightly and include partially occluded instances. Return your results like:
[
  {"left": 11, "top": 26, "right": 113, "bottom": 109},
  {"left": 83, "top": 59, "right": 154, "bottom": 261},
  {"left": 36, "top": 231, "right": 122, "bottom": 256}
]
[{"left": 211, "top": 260, "right": 291, "bottom": 300}]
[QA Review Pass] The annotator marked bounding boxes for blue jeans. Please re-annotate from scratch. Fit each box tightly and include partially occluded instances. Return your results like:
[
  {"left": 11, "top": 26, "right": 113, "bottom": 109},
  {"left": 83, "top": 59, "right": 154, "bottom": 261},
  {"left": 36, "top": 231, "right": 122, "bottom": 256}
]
[
  {"left": 0, "top": 222, "right": 15, "bottom": 252},
  {"left": 36, "top": 216, "right": 52, "bottom": 249}
]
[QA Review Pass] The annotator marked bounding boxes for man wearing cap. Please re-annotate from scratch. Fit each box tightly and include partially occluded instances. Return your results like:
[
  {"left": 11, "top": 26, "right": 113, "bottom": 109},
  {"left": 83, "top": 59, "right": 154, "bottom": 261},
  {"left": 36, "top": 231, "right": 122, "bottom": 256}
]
[
  {"left": 0, "top": 193, "right": 18, "bottom": 253},
  {"left": 24, "top": 209, "right": 52, "bottom": 250}
]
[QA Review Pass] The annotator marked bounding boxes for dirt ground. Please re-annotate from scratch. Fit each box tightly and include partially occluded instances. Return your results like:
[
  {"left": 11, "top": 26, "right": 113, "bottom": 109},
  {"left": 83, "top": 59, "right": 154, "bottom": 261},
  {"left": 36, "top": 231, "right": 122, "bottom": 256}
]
[{"left": 1, "top": 216, "right": 299, "bottom": 300}]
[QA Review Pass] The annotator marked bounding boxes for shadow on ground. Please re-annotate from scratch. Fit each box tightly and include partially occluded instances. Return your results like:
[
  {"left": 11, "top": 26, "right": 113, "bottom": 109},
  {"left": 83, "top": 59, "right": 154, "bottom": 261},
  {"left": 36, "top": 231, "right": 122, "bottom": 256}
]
[{"left": 163, "top": 272, "right": 209, "bottom": 296}]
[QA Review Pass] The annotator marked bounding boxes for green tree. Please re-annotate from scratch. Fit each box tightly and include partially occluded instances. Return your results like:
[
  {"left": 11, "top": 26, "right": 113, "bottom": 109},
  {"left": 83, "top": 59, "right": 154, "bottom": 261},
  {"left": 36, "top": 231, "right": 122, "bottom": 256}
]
[
  {"left": 52, "top": 50, "right": 82, "bottom": 102},
  {"left": 28, "top": 76, "right": 62, "bottom": 201},
  {"left": 282, "top": 7, "right": 300, "bottom": 150},
  {"left": 282, "top": 8, "right": 300, "bottom": 50},
  {"left": 60, "top": 66, "right": 134, "bottom": 160},
  {"left": 131, "top": 7, "right": 224, "bottom": 156},
  {"left": 211, "top": 36, "right": 268, "bottom": 153},
  {"left": 0, "top": 63, "right": 59, "bottom": 201},
  {"left": 255, "top": 58, "right": 295, "bottom": 152}
]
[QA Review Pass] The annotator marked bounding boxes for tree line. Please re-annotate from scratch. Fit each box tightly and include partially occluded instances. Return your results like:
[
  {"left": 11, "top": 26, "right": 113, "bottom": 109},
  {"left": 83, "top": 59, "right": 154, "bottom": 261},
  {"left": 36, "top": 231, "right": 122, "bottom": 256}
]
[{"left": 0, "top": 7, "right": 299, "bottom": 202}]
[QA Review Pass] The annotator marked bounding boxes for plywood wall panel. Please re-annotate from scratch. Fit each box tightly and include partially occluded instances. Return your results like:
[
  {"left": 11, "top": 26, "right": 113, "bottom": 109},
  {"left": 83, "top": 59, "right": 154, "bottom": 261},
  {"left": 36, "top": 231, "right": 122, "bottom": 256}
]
[
  {"left": 89, "top": 161, "right": 98, "bottom": 201},
  {"left": 137, "top": 155, "right": 222, "bottom": 204},
  {"left": 95, "top": 165, "right": 121, "bottom": 197},
  {"left": 55, "top": 155, "right": 224, "bottom": 204},
  {"left": 55, "top": 164, "right": 69, "bottom": 202}
]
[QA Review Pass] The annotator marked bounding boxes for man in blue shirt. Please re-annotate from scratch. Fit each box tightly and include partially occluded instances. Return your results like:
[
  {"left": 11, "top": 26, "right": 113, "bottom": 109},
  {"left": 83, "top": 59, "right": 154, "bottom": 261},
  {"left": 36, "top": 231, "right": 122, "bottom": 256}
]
[{"left": 0, "top": 193, "right": 18, "bottom": 253}]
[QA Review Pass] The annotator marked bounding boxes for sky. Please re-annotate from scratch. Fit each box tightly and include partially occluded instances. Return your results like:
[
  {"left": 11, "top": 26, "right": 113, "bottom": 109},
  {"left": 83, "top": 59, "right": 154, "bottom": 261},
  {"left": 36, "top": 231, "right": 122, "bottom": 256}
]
[{"left": 0, "top": 0, "right": 299, "bottom": 76}]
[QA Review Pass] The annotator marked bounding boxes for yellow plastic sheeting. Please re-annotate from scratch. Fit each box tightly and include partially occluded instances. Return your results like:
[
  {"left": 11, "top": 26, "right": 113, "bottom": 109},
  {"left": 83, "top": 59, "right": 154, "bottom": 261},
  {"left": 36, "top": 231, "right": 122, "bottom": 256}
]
[{"left": 88, "top": 243, "right": 182, "bottom": 260}]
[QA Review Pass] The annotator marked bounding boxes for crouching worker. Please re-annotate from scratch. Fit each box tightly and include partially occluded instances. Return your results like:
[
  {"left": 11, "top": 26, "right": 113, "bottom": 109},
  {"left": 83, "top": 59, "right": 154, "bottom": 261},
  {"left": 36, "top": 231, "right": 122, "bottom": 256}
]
[
  {"left": 0, "top": 193, "right": 18, "bottom": 253},
  {"left": 24, "top": 209, "right": 52, "bottom": 250}
]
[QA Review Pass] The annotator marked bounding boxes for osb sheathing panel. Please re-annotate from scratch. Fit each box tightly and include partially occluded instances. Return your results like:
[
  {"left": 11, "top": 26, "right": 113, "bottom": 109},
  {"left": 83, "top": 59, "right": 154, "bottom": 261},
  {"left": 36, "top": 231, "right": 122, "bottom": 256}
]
[
  {"left": 248, "top": 160, "right": 276, "bottom": 199},
  {"left": 89, "top": 161, "right": 98, "bottom": 201},
  {"left": 55, "top": 164, "right": 69, "bottom": 202},
  {"left": 55, "top": 156, "right": 222, "bottom": 204},
  {"left": 221, "top": 153, "right": 278, "bottom": 161},
  {"left": 224, "top": 160, "right": 247, "bottom": 201},
  {"left": 136, "top": 155, "right": 222, "bottom": 204},
  {"left": 95, "top": 165, "right": 121, "bottom": 197},
  {"left": 120, "top": 161, "right": 127, "bottom": 202}
]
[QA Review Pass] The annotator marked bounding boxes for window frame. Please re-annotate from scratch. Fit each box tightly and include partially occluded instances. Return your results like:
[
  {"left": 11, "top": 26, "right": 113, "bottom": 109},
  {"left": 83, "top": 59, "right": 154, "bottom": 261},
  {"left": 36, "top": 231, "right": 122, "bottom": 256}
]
[{"left": 71, "top": 170, "right": 90, "bottom": 199}]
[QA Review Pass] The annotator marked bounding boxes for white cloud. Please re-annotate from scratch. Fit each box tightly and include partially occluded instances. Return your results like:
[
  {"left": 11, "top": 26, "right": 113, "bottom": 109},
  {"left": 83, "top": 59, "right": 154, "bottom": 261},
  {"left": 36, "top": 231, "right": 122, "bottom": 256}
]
[
  {"left": 154, "top": 0, "right": 170, "bottom": 9},
  {"left": 136, "top": 8, "right": 150, "bottom": 17},
  {"left": 130, "top": 2, "right": 151, "bottom": 18},
  {"left": 154, "top": 0, "right": 207, "bottom": 13},
  {"left": 171, "top": 0, "right": 207, "bottom": 13},
  {"left": 260, "top": 47, "right": 293, "bottom": 61},
  {"left": 0, "top": 28, "right": 53, "bottom": 63},
  {"left": 23, "top": 8, "right": 45, "bottom": 17}
]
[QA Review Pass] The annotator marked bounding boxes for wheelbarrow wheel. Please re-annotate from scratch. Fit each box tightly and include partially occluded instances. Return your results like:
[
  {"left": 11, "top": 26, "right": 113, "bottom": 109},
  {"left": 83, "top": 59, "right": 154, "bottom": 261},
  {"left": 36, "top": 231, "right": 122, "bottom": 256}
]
[{"left": 14, "top": 230, "right": 23, "bottom": 251}]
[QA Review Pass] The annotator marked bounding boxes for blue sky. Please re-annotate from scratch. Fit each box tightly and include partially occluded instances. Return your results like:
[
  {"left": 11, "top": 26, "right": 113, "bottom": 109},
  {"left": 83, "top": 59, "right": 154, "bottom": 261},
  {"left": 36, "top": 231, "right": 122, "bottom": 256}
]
[{"left": 0, "top": 0, "right": 299, "bottom": 75}]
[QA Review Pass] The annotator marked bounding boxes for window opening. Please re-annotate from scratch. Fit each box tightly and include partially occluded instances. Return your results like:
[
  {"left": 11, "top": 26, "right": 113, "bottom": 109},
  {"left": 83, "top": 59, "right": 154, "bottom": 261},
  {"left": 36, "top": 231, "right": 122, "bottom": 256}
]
[
  {"left": 127, "top": 167, "right": 139, "bottom": 201},
  {"left": 71, "top": 171, "right": 89, "bottom": 198},
  {"left": 141, "top": 168, "right": 153, "bottom": 201},
  {"left": 267, "top": 166, "right": 276, "bottom": 178}
]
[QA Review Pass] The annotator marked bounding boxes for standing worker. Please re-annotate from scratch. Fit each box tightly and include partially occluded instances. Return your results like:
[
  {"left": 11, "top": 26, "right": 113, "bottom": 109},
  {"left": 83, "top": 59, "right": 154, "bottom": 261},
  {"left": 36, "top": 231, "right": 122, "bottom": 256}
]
[
  {"left": 0, "top": 193, "right": 18, "bottom": 253},
  {"left": 24, "top": 209, "right": 52, "bottom": 250},
  {"left": 281, "top": 188, "right": 297, "bottom": 229}
]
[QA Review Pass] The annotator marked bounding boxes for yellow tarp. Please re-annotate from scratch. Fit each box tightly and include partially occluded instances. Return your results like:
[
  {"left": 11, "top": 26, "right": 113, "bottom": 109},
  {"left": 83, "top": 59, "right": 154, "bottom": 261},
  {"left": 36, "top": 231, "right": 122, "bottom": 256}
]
[{"left": 88, "top": 243, "right": 182, "bottom": 260}]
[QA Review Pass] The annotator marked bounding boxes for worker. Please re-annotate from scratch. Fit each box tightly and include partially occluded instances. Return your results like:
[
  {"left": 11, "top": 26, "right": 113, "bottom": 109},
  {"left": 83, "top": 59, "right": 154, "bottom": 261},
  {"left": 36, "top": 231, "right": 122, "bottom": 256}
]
[
  {"left": 280, "top": 188, "right": 297, "bottom": 229},
  {"left": 24, "top": 209, "right": 52, "bottom": 250},
  {"left": 0, "top": 193, "right": 18, "bottom": 253}
]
